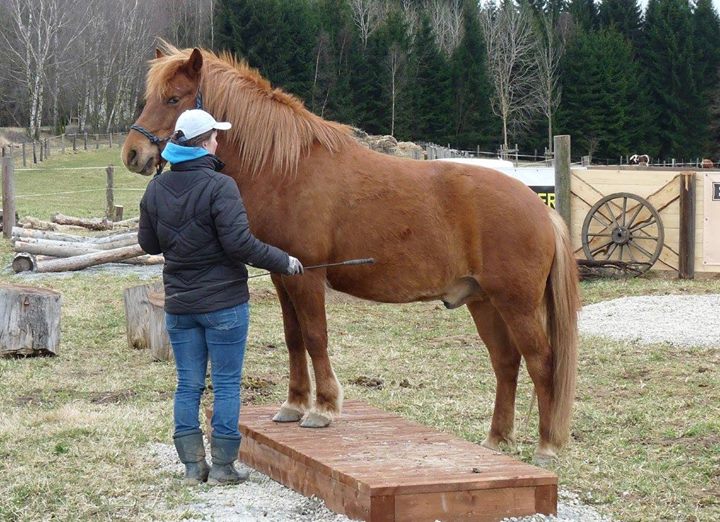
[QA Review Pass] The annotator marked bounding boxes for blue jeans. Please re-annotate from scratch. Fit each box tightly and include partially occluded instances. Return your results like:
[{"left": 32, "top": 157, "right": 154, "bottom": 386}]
[{"left": 165, "top": 302, "right": 250, "bottom": 439}]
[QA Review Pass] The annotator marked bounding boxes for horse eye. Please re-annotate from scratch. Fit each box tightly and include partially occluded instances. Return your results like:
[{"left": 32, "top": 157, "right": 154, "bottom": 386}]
[{"left": 167, "top": 96, "right": 180, "bottom": 105}]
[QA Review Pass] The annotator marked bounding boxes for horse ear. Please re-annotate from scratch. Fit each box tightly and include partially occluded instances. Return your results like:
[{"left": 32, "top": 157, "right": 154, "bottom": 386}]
[
  {"left": 185, "top": 49, "right": 203, "bottom": 78},
  {"left": 155, "top": 48, "right": 165, "bottom": 59}
]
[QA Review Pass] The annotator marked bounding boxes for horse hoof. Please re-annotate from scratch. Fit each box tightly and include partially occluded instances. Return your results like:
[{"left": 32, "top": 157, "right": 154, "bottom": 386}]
[
  {"left": 300, "top": 411, "right": 332, "bottom": 428},
  {"left": 272, "top": 405, "right": 303, "bottom": 423},
  {"left": 481, "top": 434, "right": 515, "bottom": 452},
  {"left": 480, "top": 438, "right": 502, "bottom": 452},
  {"left": 533, "top": 447, "right": 558, "bottom": 467}
]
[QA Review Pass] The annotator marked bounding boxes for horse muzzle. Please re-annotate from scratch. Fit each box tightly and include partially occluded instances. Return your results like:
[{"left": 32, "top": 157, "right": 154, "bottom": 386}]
[{"left": 122, "top": 143, "right": 161, "bottom": 176}]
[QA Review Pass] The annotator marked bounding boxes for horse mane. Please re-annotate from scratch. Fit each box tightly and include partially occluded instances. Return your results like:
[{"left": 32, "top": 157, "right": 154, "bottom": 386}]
[{"left": 147, "top": 41, "right": 353, "bottom": 177}]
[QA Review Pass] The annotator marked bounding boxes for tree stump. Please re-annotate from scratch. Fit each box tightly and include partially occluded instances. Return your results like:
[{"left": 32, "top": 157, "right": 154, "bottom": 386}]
[
  {"left": 0, "top": 285, "right": 61, "bottom": 357},
  {"left": 123, "top": 281, "right": 172, "bottom": 361}
]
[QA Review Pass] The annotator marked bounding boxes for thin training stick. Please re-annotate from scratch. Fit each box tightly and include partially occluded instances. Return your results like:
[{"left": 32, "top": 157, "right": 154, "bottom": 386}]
[{"left": 163, "top": 258, "right": 375, "bottom": 302}]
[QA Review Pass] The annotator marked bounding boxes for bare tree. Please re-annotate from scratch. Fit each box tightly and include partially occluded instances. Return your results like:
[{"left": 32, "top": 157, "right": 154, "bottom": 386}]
[
  {"left": 386, "top": 42, "right": 407, "bottom": 136},
  {"left": 534, "top": 11, "right": 565, "bottom": 154},
  {"left": 428, "top": 0, "right": 463, "bottom": 56},
  {"left": 349, "top": 0, "right": 387, "bottom": 50},
  {"left": 1, "top": 0, "right": 92, "bottom": 138},
  {"left": 400, "top": 0, "right": 419, "bottom": 41},
  {"left": 479, "top": 2, "right": 541, "bottom": 151}
]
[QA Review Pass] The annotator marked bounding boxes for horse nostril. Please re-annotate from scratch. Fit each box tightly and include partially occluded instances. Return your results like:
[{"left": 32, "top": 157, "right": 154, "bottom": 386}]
[{"left": 128, "top": 149, "right": 137, "bottom": 163}]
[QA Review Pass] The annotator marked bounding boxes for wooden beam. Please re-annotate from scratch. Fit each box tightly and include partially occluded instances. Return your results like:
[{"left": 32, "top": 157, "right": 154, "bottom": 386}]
[
  {"left": 2, "top": 154, "right": 16, "bottom": 238},
  {"left": 553, "top": 135, "right": 571, "bottom": 228},
  {"left": 679, "top": 172, "right": 696, "bottom": 279}
]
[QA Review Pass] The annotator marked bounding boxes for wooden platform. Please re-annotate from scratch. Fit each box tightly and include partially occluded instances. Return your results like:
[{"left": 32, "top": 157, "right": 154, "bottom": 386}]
[{"left": 239, "top": 400, "right": 557, "bottom": 522}]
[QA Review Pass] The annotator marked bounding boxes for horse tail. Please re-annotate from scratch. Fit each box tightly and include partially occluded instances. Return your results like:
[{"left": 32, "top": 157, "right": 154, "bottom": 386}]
[{"left": 545, "top": 210, "right": 580, "bottom": 448}]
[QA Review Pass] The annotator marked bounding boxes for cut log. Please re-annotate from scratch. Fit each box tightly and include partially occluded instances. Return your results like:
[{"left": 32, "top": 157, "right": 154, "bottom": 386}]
[
  {"left": 92, "top": 231, "right": 137, "bottom": 244},
  {"left": 11, "top": 226, "right": 88, "bottom": 242},
  {"left": 12, "top": 251, "right": 163, "bottom": 273},
  {"left": 17, "top": 244, "right": 145, "bottom": 273},
  {"left": 0, "top": 285, "right": 61, "bottom": 357},
  {"left": 13, "top": 236, "right": 138, "bottom": 255},
  {"left": 112, "top": 216, "right": 140, "bottom": 227},
  {"left": 20, "top": 216, "right": 87, "bottom": 231},
  {"left": 123, "top": 281, "right": 172, "bottom": 361},
  {"left": 51, "top": 213, "right": 113, "bottom": 231}
]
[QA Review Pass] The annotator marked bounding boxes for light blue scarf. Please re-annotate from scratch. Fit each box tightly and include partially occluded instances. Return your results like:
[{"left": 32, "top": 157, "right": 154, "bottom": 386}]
[{"left": 161, "top": 142, "right": 209, "bottom": 165}]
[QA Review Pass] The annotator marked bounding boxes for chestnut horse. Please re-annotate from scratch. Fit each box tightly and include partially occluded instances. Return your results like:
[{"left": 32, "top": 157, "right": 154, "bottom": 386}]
[{"left": 123, "top": 44, "right": 580, "bottom": 460}]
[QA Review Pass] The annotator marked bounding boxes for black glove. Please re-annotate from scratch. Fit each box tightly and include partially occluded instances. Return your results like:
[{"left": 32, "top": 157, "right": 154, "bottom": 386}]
[{"left": 286, "top": 256, "right": 304, "bottom": 275}]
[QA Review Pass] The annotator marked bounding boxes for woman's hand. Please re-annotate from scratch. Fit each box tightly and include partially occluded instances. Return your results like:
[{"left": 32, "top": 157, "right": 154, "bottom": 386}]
[{"left": 286, "top": 256, "right": 304, "bottom": 275}]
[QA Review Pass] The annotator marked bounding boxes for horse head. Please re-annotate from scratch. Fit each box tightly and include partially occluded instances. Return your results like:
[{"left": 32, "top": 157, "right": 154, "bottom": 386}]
[{"left": 122, "top": 47, "right": 204, "bottom": 175}]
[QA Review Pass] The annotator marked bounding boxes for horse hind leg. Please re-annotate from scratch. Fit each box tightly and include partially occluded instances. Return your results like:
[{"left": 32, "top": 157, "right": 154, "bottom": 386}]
[
  {"left": 467, "top": 300, "right": 521, "bottom": 452},
  {"left": 498, "top": 306, "right": 558, "bottom": 463},
  {"left": 271, "top": 275, "right": 312, "bottom": 423},
  {"left": 282, "top": 270, "right": 342, "bottom": 428}
]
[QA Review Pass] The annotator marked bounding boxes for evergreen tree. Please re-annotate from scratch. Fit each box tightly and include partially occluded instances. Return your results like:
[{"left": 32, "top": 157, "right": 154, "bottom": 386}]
[
  {"left": 214, "top": 0, "right": 317, "bottom": 103},
  {"left": 692, "top": 0, "right": 720, "bottom": 155},
  {"left": 449, "top": 1, "right": 497, "bottom": 148},
  {"left": 641, "top": 0, "right": 704, "bottom": 159},
  {"left": 558, "top": 28, "right": 646, "bottom": 160},
  {"left": 598, "top": 0, "right": 643, "bottom": 50},
  {"left": 567, "top": 0, "right": 598, "bottom": 31},
  {"left": 310, "top": 0, "right": 358, "bottom": 123},
  {"left": 692, "top": 0, "right": 720, "bottom": 97},
  {"left": 404, "top": 14, "right": 452, "bottom": 142}
]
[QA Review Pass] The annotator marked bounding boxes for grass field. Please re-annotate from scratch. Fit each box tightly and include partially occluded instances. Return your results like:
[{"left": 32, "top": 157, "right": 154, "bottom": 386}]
[
  {"left": 0, "top": 150, "right": 718, "bottom": 521},
  {"left": 5, "top": 148, "right": 150, "bottom": 220}
]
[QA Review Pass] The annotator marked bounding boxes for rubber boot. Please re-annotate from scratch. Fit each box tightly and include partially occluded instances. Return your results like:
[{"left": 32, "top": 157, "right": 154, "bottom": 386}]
[
  {"left": 173, "top": 431, "right": 210, "bottom": 486},
  {"left": 207, "top": 434, "right": 249, "bottom": 485}
]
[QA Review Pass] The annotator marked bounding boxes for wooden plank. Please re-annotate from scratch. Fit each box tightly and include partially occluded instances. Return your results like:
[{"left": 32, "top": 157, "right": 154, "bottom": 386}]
[
  {"left": 239, "top": 401, "right": 557, "bottom": 522},
  {"left": 554, "top": 135, "right": 571, "bottom": 228},
  {"left": 679, "top": 172, "right": 696, "bottom": 278},
  {"left": 393, "top": 487, "right": 540, "bottom": 522}
]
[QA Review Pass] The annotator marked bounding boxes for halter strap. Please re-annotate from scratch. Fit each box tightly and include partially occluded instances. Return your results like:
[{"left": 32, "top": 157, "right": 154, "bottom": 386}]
[{"left": 129, "top": 89, "right": 205, "bottom": 175}]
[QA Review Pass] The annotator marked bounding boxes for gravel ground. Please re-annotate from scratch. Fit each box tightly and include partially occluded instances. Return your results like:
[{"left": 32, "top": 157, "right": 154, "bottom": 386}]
[
  {"left": 579, "top": 294, "right": 720, "bottom": 347},
  {"left": 147, "top": 441, "right": 610, "bottom": 522}
]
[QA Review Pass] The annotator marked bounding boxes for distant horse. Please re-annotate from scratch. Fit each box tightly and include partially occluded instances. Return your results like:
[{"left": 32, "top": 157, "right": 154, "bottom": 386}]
[
  {"left": 629, "top": 154, "right": 650, "bottom": 166},
  {"left": 123, "top": 44, "right": 580, "bottom": 460}
]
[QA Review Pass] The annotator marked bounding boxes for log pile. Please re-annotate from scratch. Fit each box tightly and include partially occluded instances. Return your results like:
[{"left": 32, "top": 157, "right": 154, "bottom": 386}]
[{"left": 11, "top": 225, "right": 163, "bottom": 273}]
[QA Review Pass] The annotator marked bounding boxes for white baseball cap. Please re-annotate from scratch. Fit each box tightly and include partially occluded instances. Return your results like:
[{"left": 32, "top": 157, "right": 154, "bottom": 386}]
[{"left": 175, "top": 109, "right": 232, "bottom": 140}]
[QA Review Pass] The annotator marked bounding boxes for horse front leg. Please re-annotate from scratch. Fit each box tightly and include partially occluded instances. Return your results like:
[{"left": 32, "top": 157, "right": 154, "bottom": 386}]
[
  {"left": 282, "top": 270, "right": 342, "bottom": 428},
  {"left": 271, "top": 275, "right": 312, "bottom": 422}
]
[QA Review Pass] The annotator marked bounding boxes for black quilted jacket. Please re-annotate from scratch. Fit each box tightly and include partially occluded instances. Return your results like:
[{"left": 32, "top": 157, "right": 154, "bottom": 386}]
[{"left": 138, "top": 155, "right": 290, "bottom": 313}]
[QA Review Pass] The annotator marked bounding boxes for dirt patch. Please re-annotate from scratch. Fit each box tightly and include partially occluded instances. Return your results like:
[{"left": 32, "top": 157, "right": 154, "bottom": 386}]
[
  {"left": 87, "top": 389, "right": 137, "bottom": 404},
  {"left": 349, "top": 375, "right": 384, "bottom": 389}
]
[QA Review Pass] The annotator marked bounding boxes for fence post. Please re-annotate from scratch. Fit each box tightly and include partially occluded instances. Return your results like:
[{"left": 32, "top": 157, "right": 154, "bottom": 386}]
[
  {"left": 32, "top": 141, "right": 37, "bottom": 164},
  {"left": 22, "top": 142, "right": 26, "bottom": 167},
  {"left": 61, "top": 134, "right": 65, "bottom": 154},
  {"left": 45, "top": 138, "right": 50, "bottom": 158},
  {"left": 72, "top": 134, "right": 77, "bottom": 152},
  {"left": 39, "top": 140, "right": 44, "bottom": 162},
  {"left": 95, "top": 133, "right": 99, "bottom": 150},
  {"left": 106, "top": 165, "right": 114, "bottom": 220},
  {"left": 679, "top": 172, "right": 696, "bottom": 279},
  {"left": 553, "top": 135, "right": 572, "bottom": 229},
  {"left": 109, "top": 133, "right": 113, "bottom": 149},
  {"left": 83, "top": 132, "right": 88, "bottom": 150},
  {"left": 2, "top": 152, "right": 16, "bottom": 238}
]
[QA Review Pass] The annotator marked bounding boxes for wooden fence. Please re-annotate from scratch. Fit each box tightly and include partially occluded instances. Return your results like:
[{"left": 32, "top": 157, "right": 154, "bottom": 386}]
[
  {"left": 554, "top": 136, "right": 719, "bottom": 277},
  {"left": 1, "top": 132, "right": 128, "bottom": 167}
]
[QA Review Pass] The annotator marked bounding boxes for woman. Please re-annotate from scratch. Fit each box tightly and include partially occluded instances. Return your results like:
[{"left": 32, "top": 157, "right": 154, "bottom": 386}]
[{"left": 138, "top": 109, "right": 304, "bottom": 486}]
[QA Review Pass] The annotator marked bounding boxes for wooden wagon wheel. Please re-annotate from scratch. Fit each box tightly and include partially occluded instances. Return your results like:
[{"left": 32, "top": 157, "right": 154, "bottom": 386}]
[{"left": 581, "top": 192, "right": 664, "bottom": 273}]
